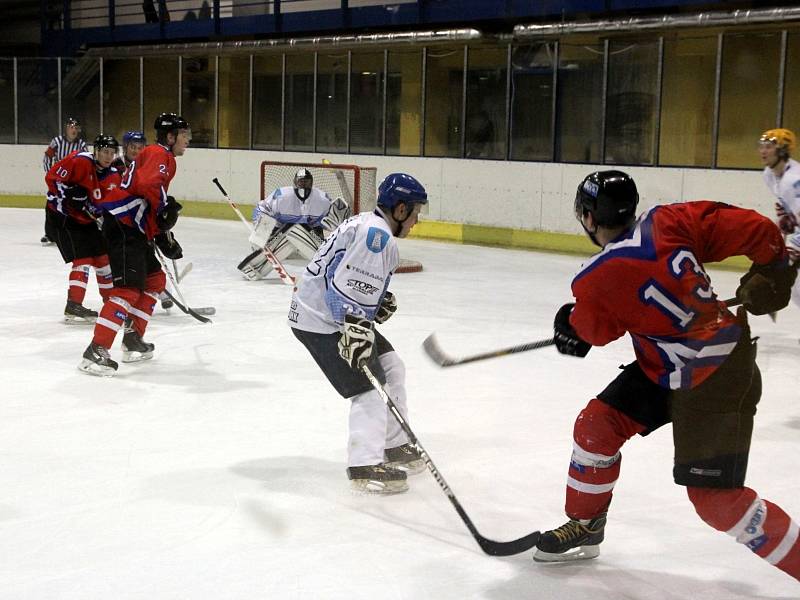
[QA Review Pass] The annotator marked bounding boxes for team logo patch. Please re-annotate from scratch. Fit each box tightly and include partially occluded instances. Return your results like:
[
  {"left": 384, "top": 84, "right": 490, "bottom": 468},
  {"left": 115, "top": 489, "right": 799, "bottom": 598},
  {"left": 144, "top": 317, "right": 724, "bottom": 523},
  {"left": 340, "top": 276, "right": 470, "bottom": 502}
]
[
  {"left": 347, "top": 279, "right": 380, "bottom": 295},
  {"left": 583, "top": 180, "right": 599, "bottom": 197},
  {"left": 746, "top": 534, "right": 768, "bottom": 552},
  {"left": 114, "top": 310, "right": 126, "bottom": 321},
  {"left": 366, "top": 227, "right": 388, "bottom": 253}
]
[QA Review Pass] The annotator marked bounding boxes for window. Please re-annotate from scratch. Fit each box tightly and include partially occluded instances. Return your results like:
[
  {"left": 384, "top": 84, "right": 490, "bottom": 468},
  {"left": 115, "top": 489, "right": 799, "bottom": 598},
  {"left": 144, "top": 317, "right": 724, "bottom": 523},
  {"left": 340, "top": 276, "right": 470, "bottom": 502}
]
[
  {"left": 59, "top": 57, "right": 100, "bottom": 145},
  {"left": 143, "top": 57, "right": 179, "bottom": 140},
  {"left": 181, "top": 56, "right": 216, "bottom": 148},
  {"left": 782, "top": 32, "right": 800, "bottom": 138},
  {"left": 659, "top": 34, "right": 717, "bottom": 167},
  {"left": 253, "top": 54, "right": 283, "bottom": 150},
  {"left": 285, "top": 53, "right": 314, "bottom": 152},
  {"left": 424, "top": 46, "right": 464, "bottom": 157},
  {"left": 102, "top": 58, "right": 141, "bottom": 141},
  {"left": 0, "top": 60, "right": 14, "bottom": 143},
  {"left": 350, "top": 52, "right": 384, "bottom": 154},
  {"left": 510, "top": 43, "right": 554, "bottom": 161},
  {"left": 386, "top": 49, "right": 422, "bottom": 156},
  {"left": 316, "top": 52, "right": 348, "bottom": 153},
  {"left": 468, "top": 46, "right": 507, "bottom": 160},
  {"left": 717, "top": 32, "right": 781, "bottom": 168},
  {"left": 556, "top": 40, "right": 604, "bottom": 163},
  {"left": 605, "top": 39, "right": 659, "bottom": 166},
  {"left": 218, "top": 56, "right": 250, "bottom": 148}
]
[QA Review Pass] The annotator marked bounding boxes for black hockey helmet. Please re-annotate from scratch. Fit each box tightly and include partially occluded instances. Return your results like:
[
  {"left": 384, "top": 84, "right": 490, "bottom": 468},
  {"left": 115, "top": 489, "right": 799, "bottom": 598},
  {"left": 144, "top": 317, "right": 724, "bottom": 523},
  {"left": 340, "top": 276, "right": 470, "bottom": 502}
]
[
  {"left": 575, "top": 170, "right": 638, "bottom": 228},
  {"left": 154, "top": 112, "right": 189, "bottom": 134},
  {"left": 293, "top": 168, "right": 313, "bottom": 201},
  {"left": 93, "top": 134, "right": 119, "bottom": 151},
  {"left": 65, "top": 116, "right": 81, "bottom": 128}
]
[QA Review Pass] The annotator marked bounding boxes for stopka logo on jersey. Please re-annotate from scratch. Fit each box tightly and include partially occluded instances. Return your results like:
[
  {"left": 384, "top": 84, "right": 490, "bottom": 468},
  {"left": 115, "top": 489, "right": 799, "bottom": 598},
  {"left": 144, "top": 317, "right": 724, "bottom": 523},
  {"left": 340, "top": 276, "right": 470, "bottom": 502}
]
[
  {"left": 346, "top": 279, "right": 380, "bottom": 295},
  {"left": 366, "top": 227, "right": 388, "bottom": 253}
]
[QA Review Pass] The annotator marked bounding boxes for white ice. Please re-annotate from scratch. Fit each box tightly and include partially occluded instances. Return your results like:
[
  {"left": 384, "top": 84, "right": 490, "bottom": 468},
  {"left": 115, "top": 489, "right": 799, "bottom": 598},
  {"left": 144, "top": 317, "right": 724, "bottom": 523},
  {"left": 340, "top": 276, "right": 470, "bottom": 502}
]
[{"left": 1, "top": 207, "right": 799, "bottom": 600}]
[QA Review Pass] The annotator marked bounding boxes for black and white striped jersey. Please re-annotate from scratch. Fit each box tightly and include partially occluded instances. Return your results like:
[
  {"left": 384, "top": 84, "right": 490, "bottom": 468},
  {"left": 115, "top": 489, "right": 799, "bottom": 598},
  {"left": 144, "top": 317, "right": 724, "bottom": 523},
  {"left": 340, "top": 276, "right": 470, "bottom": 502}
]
[{"left": 43, "top": 136, "right": 88, "bottom": 172}]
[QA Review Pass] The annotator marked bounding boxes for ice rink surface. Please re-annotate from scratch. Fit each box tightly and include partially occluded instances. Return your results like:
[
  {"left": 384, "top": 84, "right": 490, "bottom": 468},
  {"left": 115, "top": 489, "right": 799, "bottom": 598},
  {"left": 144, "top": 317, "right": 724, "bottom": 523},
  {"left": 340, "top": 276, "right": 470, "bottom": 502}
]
[{"left": 1, "top": 207, "right": 799, "bottom": 599}]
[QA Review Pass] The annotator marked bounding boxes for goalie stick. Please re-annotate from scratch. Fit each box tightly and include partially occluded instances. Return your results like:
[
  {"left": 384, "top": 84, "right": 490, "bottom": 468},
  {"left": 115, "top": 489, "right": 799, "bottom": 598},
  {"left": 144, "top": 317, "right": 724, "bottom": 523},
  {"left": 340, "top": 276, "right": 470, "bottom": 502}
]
[
  {"left": 424, "top": 297, "right": 744, "bottom": 368},
  {"left": 155, "top": 247, "right": 213, "bottom": 324},
  {"left": 362, "top": 365, "right": 541, "bottom": 556},
  {"left": 211, "top": 178, "right": 296, "bottom": 286}
]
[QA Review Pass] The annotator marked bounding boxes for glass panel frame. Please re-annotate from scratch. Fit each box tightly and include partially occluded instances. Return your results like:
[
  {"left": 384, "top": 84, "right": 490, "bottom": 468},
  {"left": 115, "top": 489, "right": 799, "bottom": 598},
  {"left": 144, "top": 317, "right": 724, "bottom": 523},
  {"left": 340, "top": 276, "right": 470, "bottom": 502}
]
[
  {"left": 386, "top": 48, "right": 422, "bottom": 157},
  {"left": 510, "top": 42, "right": 555, "bottom": 162},
  {"left": 315, "top": 51, "right": 348, "bottom": 154},
  {"left": 0, "top": 59, "right": 15, "bottom": 143},
  {"left": 143, "top": 56, "right": 179, "bottom": 143},
  {"left": 424, "top": 45, "right": 464, "bottom": 158},
  {"left": 218, "top": 55, "right": 250, "bottom": 149},
  {"left": 350, "top": 51, "right": 385, "bottom": 155},
  {"left": 181, "top": 55, "right": 217, "bottom": 148},
  {"left": 284, "top": 53, "right": 315, "bottom": 152},
  {"left": 253, "top": 54, "right": 284, "bottom": 151}
]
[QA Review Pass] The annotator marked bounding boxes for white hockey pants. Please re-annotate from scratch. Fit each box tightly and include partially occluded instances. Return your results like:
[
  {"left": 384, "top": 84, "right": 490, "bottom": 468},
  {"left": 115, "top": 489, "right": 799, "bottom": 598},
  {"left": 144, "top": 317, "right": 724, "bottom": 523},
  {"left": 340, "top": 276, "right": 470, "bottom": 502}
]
[{"left": 347, "top": 351, "right": 409, "bottom": 467}]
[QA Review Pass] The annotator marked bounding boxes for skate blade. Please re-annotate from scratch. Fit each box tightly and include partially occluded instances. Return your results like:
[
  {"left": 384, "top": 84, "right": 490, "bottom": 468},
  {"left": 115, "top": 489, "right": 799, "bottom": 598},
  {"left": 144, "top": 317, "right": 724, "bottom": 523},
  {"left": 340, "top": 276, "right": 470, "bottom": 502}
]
[
  {"left": 64, "top": 314, "right": 97, "bottom": 324},
  {"left": 121, "top": 350, "right": 153, "bottom": 363},
  {"left": 349, "top": 479, "right": 409, "bottom": 495},
  {"left": 533, "top": 545, "right": 600, "bottom": 563},
  {"left": 385, "top": 459, "right": 426, "bottom": 476},
  {"left": 77, "top": 359, "right": 117, "bottom": 377}
]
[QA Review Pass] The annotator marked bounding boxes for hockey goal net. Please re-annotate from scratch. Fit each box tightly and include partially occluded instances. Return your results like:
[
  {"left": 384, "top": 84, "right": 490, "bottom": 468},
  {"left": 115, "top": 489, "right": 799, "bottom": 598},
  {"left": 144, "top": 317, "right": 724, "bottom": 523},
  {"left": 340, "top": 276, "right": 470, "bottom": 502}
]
[{"left": 260, "top": 160, "right": 422, "bottom": 273}]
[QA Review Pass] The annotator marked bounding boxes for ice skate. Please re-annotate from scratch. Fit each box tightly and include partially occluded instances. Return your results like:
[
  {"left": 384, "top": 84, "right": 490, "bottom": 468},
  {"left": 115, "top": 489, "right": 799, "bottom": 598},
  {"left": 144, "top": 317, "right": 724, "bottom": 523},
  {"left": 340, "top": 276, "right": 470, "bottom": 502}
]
[
  {"left": 121, "top": 329, "right": 154, "bottom": 362},
  {"left": 347, "top": 463, "right": 408, "bottom": 495},
  {"left": 78, "top": 342, "right": 118, "bottom": 377},
  {"left": 384, "top": 443, "right": 425, "bottom": 475},
  {"left": 41, "top": 234, "right": 54, "bottom": 246},
  {"left": 533, "top": 514, "right": 606, "bottom": 563},
  {"left": 64, "top": 300, "right": 98, "bottom": 323}
]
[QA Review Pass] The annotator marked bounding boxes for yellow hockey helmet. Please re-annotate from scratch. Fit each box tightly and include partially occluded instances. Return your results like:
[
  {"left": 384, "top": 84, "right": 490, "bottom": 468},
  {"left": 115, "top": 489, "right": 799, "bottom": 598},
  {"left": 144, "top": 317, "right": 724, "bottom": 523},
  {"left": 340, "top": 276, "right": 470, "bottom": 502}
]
[{"left": 759, "top": 128, "right": 796, "bottom": 156}]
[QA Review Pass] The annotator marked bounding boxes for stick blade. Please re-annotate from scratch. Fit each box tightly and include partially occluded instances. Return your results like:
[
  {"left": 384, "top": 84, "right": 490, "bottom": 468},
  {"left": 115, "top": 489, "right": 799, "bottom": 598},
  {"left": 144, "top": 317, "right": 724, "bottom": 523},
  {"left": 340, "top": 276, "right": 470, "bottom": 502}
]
[
  {"left": 477, "top": 530, "right": 541, "bottom": 557},
  {"left": 422, "top": 333, "right": 456, "bottom": 367}
]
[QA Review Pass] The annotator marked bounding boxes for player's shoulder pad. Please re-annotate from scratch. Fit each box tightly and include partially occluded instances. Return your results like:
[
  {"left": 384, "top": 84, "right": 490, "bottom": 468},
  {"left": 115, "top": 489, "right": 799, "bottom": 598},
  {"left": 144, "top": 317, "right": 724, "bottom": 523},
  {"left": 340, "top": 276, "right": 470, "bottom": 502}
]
[{"left": 365, "top": 226, "right": 391, "bottom": 253}]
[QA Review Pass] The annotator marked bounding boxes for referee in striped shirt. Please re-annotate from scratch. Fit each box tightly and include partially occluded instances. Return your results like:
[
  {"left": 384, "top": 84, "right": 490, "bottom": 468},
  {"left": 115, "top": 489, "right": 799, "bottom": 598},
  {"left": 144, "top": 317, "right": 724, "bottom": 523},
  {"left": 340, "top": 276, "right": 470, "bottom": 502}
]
[{"left": 41, "top": 117, "right": 88, "bottom": 245}]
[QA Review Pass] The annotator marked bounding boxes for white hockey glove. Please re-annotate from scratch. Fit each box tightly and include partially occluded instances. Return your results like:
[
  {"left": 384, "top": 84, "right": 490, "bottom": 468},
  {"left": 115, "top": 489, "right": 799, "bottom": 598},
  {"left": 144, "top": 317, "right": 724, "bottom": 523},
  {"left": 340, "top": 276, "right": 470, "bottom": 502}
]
[
  {"left": 374, "top": 292, "right": 397, "bottom": 324},
  {"left": 338, "top": 314, "right": 375, "bottom": 370}
]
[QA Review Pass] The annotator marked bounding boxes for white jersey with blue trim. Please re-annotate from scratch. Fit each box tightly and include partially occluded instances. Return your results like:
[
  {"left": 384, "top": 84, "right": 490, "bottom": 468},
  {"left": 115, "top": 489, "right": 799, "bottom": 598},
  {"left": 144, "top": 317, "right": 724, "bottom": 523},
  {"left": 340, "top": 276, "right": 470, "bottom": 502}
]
[
  {"left": 288, "top": 210, "right": 398, "bottom": 334},
  {"left": 763, "top": 158, "right": 800, "bottom": 227},
  {"left": 257, "top": 186, "right": 332, "bottom": 228}
]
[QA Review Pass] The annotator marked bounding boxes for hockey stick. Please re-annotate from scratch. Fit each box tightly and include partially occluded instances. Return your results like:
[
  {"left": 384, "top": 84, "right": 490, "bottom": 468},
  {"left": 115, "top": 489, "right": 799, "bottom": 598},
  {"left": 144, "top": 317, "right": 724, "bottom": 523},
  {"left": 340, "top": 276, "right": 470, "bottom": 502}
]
[
  {"left": 423, "top": 334, "right": 556, "bottom": 368},
  {"left": 425, "top": 296, "right": 746, "bottom": 368},
  {"left": 174, "top": 259, "right": 193, "bottom": 283},
  {"left": 362, "top": 365, "right": 541, "bottom": 556},
  {"left": 161, "top": 289, "right": 215, "bottom": 320},
  {"left": 211, "top": 178, "right": 296, "bottom": 286},
  {"left": 155, "top": 247, "right": 212, "bottom": 324}
]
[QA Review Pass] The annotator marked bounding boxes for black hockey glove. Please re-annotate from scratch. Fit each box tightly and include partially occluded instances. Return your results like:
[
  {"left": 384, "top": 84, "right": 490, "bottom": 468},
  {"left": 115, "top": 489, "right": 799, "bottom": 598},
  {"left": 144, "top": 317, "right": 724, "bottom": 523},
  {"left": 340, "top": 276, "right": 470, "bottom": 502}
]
[
  {"left": 65, "top": 185, "right": 89, "bottom": 203},
  {"left": 553, "top": 303, "right": 592, "bottom": 358},
  {"left": 157, "top": 195, "right": 182, "bottom": 231},
  {"left": 338, "top": 314, "right": 375, "bottom": 370},
  {"left": 154, "top": 231, "right": 183, "bottom": 260},
  {"left": 736, "top": 258, "right": 798, "bottom": 316},
  {"left": 374, "top": 291, "right": 397, "bottom": 324}
]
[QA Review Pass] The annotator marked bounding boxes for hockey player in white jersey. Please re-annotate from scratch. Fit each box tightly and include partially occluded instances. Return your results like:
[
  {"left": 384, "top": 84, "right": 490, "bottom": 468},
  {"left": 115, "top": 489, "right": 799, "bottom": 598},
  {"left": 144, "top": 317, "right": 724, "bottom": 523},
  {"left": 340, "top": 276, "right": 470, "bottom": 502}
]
[
  {"left": 238, "top": 168, "right": 351, "bottom": 280},
  {"left": 288, "top": 173, "right": 427, "bottom": 494},
  {"left": 759, "top": 128, "right": 800, "bottom": 307}
]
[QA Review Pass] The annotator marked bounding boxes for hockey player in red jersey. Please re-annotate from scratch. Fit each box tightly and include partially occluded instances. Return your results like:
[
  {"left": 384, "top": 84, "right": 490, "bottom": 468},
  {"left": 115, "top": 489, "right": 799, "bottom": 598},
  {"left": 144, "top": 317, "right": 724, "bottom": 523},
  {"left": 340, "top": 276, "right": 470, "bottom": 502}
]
[
  {"left": 533, "top": 170, "right": 800, "bottom": 584},
  {"left": 44, "top": 134, "right": 120, "bottom": 323},
  {"left": 78, "top": 113, "right": 189, "bottom": 376}
]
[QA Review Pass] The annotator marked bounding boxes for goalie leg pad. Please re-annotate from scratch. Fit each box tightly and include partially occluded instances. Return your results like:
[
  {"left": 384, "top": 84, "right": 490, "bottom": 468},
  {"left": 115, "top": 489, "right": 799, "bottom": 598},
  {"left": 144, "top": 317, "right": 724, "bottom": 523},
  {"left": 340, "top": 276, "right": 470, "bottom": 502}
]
[
  {"left": 284, "top": 224, "right": 324, "bottom": 261},
  {"left": 248, "top": 213, "right": 276, "bottom": 248},
  {"left": 267, "top": 231, "right": 294, "bottom": 262},
  {"left": 237, "top": 249, "right": 272, "bottom": 281}
]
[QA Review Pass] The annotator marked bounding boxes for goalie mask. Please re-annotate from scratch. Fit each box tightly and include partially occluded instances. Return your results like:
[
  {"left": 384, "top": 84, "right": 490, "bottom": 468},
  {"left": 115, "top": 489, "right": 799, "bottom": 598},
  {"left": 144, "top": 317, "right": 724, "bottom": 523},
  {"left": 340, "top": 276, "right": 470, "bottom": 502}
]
[{"left": 293, "top": 168, "right": 313, "bottom": 201}]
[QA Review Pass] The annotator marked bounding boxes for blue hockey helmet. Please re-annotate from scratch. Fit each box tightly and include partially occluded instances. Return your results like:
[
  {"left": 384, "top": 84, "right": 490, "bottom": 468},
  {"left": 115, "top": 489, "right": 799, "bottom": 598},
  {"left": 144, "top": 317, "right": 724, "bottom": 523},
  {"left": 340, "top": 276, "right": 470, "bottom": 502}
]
[
  {"left": 376, "top": 173, "right": 428, "bottom": 211},
  {"left": 122, "top": 130, "right": 146, "bottom": 146}
]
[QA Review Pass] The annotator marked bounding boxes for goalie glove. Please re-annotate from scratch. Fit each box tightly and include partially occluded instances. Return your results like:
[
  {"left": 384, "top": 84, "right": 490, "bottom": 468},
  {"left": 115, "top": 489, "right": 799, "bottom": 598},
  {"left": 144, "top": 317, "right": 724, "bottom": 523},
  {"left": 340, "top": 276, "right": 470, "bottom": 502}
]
[
  {"left": 338, "top": 314, "right": 375, "bottom": 370},
  {"left": 736, "top": 258, "right": 798, "bottom": 316},
  {"left": 553, "top": 303, "right": 592, "bottom": 358},
  {"left": 775, "top": 202, "right": 798, "bottom": 235},
  {"left": 154, "top": 230, "right": 183, "bottom": 260},
  {"left": 374, "top": 291, "right": 397, "bottom": 324}
]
